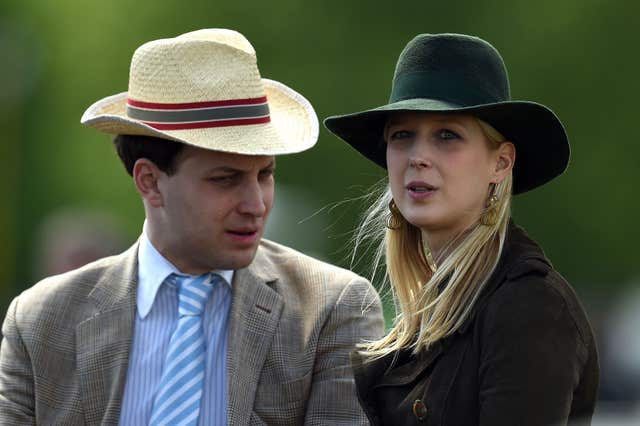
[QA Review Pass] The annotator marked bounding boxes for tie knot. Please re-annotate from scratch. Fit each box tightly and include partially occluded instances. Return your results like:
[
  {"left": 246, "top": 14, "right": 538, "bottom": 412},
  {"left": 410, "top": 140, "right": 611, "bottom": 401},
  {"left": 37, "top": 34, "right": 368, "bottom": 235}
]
[{"left": 172, "top": 273, "right": 217, "bottom": 316}]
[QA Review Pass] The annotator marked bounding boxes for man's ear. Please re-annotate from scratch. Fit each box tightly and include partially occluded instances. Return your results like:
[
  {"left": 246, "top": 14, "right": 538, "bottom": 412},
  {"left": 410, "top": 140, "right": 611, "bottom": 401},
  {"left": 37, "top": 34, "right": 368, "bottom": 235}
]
[
  {"left": 133, "top": 159, "right": 164, "bottom": 207},
  {"left": 491, "top": 142, "right": 516, "bottom": 184}
]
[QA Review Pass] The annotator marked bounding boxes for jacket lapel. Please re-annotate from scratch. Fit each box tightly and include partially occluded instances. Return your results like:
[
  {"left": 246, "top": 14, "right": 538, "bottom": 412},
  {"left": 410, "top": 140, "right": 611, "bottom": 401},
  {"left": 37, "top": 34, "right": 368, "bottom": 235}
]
[
  {"left": 376, "top": 341, "right": 445, "bottom": 387},
  {"left": 76, "top": 244, "right": 138, "bottom": 426},
  {"left": 226, "top": 247, "right": 283, "bottom": 425},
  {"left": 351, "top": 342, "right": 445, "bottom": 426}
]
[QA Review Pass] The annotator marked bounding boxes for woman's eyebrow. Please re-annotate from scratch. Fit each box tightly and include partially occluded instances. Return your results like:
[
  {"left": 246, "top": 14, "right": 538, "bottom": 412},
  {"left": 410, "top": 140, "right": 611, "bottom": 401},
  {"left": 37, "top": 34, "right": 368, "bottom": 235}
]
[
  {"left": 429, "top": 116, "right": 469, "bottom": 129},
  {"left": 386, "top": 120, "right": 410, "bottom": 130}
]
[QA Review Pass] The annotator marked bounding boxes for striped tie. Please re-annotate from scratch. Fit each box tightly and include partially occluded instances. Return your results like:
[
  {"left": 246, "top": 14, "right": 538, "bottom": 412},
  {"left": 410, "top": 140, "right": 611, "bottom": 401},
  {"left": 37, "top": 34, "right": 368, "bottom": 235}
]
[{"left": 149, "top": 273, "right": 218, "bottom": 426}]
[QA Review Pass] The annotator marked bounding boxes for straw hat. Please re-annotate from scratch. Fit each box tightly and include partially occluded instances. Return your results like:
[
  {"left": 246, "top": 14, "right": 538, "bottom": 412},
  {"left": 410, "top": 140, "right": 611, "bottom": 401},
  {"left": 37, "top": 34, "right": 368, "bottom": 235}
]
[
  {"left": 324, "top": 33, "right": 570, "bottom": 194},
  {"left": 82, "top": 29, "right": 318, "bottom": 155}
]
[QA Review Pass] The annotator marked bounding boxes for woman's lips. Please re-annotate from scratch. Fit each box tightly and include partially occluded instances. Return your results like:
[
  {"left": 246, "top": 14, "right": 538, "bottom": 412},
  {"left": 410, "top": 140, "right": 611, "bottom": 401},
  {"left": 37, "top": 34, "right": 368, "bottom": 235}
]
[{"left": 406, "top": 181, "right": 438, "bottom": 200}]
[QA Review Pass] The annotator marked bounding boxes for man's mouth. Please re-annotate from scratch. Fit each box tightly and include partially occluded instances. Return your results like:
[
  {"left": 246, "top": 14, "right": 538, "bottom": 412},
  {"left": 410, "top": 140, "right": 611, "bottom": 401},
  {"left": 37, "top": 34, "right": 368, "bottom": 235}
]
[{"left": 227, "top": 229, "right": 258, "bottom": 236}]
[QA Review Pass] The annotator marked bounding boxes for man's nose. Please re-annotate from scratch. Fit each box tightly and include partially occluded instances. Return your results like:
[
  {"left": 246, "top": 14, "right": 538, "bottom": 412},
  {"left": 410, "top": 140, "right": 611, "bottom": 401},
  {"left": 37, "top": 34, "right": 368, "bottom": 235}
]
[{"left": 238, "top": 182, "right": 267, "bottom": 216}]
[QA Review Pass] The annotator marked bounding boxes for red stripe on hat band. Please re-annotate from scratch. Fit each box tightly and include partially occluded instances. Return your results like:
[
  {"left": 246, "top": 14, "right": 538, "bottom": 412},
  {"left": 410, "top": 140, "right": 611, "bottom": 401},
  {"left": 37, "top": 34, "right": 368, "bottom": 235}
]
[
  {"left": 143, "top": 116, "right": 271, "bottom": 130},
  {"left": 127, "top": 96, "right": 268, "bottom": 110}
]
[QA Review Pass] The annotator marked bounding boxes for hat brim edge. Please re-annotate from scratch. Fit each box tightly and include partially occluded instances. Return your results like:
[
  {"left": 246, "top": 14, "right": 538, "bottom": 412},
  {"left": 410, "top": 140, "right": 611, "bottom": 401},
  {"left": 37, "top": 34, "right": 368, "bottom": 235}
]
[
  {"left": 81, "top": 79, "right": 319, "bottom": 156},
  {"left": 324, "top": 98, "right": 570, "bottom": 195}
]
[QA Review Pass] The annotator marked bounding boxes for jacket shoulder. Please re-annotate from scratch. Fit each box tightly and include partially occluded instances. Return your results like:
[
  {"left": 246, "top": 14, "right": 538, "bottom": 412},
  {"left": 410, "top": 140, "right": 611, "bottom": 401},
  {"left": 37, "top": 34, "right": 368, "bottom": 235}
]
[
  {"left": 476, "top": 223, "right": 594, "bottom": 347},
  {"left": 254, "top": 239, "right": 380, "bottom": 308},
  {"left": 9, "top": 246, "right": 136, "bottom": 325},
  {"left": 481, "top": 256, "right": 594, "bottom": 351},
  {"left": 257, "top": 239, "right": 366, "bottom": 282}
]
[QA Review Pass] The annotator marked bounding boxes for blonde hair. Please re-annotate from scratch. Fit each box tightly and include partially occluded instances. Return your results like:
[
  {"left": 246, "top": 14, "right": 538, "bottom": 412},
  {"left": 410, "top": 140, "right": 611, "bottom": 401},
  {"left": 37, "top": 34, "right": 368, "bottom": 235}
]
[{"left": 354, "top": 117, "right": 513, "bottom": 358}]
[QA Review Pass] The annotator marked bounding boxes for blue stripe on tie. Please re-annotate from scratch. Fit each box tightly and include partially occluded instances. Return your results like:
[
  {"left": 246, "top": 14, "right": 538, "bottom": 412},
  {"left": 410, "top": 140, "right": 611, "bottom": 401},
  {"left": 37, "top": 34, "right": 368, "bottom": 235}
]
[
  {"left": 118, "top": 269, "right": 230, "bottom": 425},
  {"left": 159, "top": 342, "right": 205, "bottom": 393},
  {"left": 164, "top": 322, "right": 201, "bottom": 361},
  {"left": 149, "top": 273, "right": 214, "bottom": 425},
  {"left": 172, "top": 397, "right": 201, "bottom": 426},
  {"left": 153, "top": 342, "right": 203, "bottom": 390},
  {"left": 151, "top": 371, "right": 204, "bottom": 423}
]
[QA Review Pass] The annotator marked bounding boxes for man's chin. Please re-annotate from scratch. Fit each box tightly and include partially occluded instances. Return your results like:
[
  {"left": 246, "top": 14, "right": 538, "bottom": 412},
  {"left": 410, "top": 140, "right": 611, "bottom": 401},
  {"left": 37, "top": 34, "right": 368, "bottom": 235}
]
[{"left": 215, "top": 246, "right": 260, "bottom": 270}]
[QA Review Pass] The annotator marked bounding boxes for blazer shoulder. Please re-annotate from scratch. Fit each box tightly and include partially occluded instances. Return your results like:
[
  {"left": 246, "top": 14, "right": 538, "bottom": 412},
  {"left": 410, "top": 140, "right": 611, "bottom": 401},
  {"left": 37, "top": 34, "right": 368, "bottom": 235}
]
[
  {"left": 10, "top": 245, "right": 137, "bottom": 322},
  {"left": 255, "top": 239, "right": 380, "bottom": 307},
  {"left": 257, "top": 239, "right": 365, "bottom": 283}
]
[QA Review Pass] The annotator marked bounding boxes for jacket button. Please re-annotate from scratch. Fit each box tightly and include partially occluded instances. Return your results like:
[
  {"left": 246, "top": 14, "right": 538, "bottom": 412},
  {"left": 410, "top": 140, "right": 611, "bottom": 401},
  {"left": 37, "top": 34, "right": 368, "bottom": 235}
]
[{"left": 412, "top": 399, "right": 427, "bottom": 421}]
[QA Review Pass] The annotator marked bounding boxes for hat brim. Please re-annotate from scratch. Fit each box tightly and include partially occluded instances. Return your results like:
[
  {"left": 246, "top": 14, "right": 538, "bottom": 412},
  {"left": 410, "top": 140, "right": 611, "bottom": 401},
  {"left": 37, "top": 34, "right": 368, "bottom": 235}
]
[
  {"left": 324, "top": 98, "right": 570, "bottom": 194},
  {"left": 81, "top": 78, "right": 319, "bottom": 156}
]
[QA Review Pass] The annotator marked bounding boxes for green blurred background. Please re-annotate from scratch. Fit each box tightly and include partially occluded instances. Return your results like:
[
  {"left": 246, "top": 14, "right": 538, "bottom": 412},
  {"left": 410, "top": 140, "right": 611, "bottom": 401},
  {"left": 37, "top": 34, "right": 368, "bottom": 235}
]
[{"left": 1, "top": 0, "right": 640, "bottom": 411}]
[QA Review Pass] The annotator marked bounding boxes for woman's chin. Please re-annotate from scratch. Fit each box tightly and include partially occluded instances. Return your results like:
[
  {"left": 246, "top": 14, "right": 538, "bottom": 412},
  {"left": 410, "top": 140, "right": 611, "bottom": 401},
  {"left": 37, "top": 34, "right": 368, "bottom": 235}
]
[{"left": 405, "top": 216, "right": 445, "bottom": 232}]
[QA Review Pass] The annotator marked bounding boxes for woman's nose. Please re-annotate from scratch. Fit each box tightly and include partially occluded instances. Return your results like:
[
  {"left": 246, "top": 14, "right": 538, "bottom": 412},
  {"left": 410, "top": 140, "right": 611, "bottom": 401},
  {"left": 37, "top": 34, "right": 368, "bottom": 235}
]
[
  {"left": 408, "top": 135, "right": 434, "bottom": 169},
  {"left": 409, "top": 156, "right": 432, "bottom": 169}
]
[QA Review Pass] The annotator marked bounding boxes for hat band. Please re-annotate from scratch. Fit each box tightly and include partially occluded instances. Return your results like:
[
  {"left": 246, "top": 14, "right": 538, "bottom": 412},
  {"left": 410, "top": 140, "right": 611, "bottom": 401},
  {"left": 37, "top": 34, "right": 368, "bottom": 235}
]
[
  {"left": 126, "top": 96, "right": 271, "bottom": 130},
  {"left": 390, "top": 71, "right": 505, "bottom": 106}
]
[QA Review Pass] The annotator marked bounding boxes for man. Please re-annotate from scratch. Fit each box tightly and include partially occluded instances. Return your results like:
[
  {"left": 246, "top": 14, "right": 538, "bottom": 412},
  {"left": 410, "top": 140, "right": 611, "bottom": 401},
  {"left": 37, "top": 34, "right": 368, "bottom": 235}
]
[{"left": 0, "top": 29, "right": 383, "bottom": 425}]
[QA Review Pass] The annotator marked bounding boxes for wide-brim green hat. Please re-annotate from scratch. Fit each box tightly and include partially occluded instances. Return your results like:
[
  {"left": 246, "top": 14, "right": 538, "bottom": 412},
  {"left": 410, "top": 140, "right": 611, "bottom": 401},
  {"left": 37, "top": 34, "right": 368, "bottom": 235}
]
[{"left": 324, "top": 33, "right": 569, "bottom": 194}]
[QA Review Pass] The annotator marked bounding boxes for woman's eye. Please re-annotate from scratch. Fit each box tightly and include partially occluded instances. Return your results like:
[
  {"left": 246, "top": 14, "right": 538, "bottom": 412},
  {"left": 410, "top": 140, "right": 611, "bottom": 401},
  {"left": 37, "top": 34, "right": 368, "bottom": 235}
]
[
  {"left": 389, "top": 130, "right": 413, "bottom": 140},
  {"left": 438, "top": 129, "right": 460, "bottom": 140}
]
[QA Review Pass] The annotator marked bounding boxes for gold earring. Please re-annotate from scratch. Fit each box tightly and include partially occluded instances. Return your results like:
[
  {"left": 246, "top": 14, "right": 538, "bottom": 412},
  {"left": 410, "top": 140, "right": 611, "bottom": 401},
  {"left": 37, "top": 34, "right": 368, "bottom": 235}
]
[
  {"left": 386, "top": 199, "right": 403, "bottom": 230},
  {"left": 481, "top": 184, "right": 500, "bottom": 226},
  {"left": 487, "top": 194, "right": 499, "bottom": 209},
  {"left": 485, "top": 183, "right": 500, "bottom": 208}
]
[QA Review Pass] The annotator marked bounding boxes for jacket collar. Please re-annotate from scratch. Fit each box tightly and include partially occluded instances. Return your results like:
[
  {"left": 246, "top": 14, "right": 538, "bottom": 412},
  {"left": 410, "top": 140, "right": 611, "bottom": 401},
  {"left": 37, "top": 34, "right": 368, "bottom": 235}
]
[{"left": 225, "top": 241, "right": 284, "bottom": 425}]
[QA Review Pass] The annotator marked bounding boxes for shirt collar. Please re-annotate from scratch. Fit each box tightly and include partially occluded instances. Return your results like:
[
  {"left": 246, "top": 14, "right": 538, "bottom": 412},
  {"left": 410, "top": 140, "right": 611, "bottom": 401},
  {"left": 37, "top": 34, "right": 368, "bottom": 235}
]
[{"left": 137, "top": 222, "right": 234, "bottom": 319}]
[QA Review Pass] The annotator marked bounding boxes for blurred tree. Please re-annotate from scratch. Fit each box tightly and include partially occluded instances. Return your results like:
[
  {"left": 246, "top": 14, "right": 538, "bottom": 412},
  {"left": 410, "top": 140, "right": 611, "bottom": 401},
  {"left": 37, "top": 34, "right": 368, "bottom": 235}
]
[{"left": 1, "top": 0, "right": 638, "bottom": 309}]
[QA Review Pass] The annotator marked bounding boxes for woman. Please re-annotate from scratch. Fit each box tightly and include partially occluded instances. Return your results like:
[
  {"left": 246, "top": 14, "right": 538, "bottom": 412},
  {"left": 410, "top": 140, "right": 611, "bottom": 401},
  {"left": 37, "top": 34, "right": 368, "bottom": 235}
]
[{"left": 324, "top": 34, "right": 598, "bottom": 425}]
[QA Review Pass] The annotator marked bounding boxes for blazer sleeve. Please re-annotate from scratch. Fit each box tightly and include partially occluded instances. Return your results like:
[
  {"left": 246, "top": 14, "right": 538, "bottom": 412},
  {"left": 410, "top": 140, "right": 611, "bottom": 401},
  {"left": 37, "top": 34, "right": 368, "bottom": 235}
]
[
  {"left": 0, "top": 296, "right": 37, "bottom": 425},
  {"left": 477, "top": 271, "right": 590, "bottom": 426},
  {"left": 303, "top": 277, "right": 384, "bottom": 425}
]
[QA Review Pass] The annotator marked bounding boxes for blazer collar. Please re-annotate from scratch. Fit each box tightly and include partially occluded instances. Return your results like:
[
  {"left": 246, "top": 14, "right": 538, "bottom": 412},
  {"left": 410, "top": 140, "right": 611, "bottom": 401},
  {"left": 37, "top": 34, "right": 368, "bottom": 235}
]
[{"left": 225, "top": 242, "right": 284, "bottom": 425}]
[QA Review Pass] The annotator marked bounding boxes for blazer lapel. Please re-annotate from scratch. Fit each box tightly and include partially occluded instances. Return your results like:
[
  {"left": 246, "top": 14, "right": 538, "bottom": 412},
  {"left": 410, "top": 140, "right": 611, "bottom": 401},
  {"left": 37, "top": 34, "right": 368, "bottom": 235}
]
[
  {"left": 226, "top": 247, "right": 283, "bottom": 425},
  {"left": 76, "top": 244, "right": 138, "bottom": 426}
]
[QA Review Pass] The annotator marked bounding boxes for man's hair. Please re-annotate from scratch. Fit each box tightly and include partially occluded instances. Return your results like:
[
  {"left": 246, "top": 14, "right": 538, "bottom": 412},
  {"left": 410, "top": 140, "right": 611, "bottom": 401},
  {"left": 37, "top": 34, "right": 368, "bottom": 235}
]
[{"left": 112, "top": 134, "right": 185, "bottom": 176}]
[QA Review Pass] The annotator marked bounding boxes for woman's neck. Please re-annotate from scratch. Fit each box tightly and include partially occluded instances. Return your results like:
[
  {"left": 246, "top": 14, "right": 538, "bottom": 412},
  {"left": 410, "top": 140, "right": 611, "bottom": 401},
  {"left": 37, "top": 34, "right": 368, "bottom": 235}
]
[{"left": 421, "top": 225, "right": 472, "bottom": 265}]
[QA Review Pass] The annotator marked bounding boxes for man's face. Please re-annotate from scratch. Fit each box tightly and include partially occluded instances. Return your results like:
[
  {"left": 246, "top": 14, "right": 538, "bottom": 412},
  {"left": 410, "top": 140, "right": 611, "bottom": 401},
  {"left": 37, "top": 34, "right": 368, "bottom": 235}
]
[{"left": 152, "top": 145, "right": 275, "bottom": 273}]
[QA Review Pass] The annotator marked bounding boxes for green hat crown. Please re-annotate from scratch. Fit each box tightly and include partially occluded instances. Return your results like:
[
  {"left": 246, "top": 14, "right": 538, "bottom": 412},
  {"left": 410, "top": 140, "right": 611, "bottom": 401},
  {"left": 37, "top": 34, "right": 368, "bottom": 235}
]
[{"left": 390, "top": 33, "right": 510, "bottom": 106}]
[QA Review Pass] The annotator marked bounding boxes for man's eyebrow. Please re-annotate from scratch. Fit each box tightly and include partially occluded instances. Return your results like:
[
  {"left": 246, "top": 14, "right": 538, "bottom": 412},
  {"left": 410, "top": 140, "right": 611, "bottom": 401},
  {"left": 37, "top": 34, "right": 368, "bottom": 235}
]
[
  {"left": 206, "top": 166, "right": 242, "bottom": 174},
  {"left": 206, "top": 160, "right": 276, "bottom": 174}
]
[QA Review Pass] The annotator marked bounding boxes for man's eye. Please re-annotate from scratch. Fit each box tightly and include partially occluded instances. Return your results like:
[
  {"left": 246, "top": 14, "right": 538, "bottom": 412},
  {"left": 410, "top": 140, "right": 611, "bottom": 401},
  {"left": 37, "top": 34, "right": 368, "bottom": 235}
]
[
  {"left": 208, "top": 175, "right": 234, "bottom": 183},
  {"left": 438, "top": 129, "right": 460, "bottom": 140}
]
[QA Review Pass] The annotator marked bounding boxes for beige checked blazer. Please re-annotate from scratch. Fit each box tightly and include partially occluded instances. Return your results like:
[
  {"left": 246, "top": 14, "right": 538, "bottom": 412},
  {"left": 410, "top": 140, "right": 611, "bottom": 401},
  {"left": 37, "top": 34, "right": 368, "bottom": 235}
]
[{"left": 0, "top": 239, "right": 384, "bottom": 425}]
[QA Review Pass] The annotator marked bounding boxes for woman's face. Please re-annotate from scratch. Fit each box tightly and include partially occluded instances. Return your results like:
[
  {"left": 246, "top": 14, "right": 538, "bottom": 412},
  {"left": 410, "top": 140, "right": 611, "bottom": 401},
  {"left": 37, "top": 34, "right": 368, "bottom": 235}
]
[{"left": 386, "top": 112, "right": 512, "bottom": 241}]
